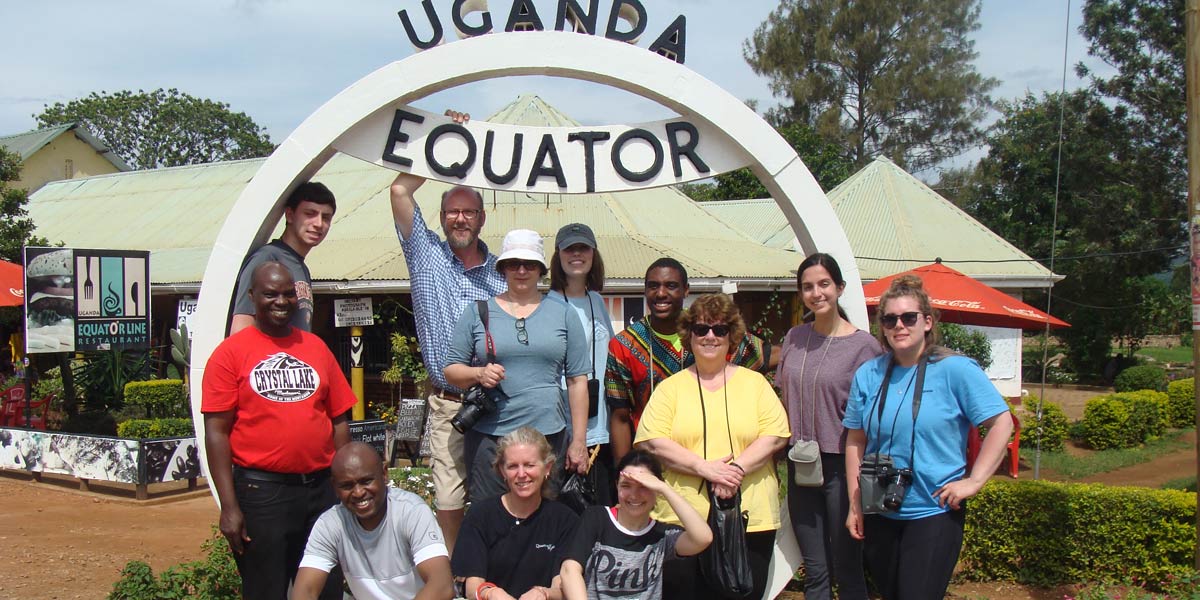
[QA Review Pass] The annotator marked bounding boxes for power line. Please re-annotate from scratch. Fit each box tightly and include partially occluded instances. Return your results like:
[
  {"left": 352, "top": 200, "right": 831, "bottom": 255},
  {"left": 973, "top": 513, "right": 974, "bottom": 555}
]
[{"left": 855, "top": 244, "right": 1186, "bottom": 265}]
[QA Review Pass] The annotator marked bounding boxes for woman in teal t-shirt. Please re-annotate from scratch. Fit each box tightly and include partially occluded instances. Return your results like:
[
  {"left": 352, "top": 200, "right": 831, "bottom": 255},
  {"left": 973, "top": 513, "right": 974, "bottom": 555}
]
[{"left": 843, "top": 275, "right": 1013, "bottom": 600}]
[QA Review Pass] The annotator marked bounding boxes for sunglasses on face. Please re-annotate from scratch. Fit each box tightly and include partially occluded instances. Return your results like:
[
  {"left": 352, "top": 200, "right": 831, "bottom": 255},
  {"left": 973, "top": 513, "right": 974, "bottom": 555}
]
[
  {"left": 503, "top": 260, "right": 541, "bottom": 272},
  {"left": 880, "top": 311, "right": 922, "bottom": 329},
  {"left": 690, "top": 323, "right": 730, "bottom": 337}
]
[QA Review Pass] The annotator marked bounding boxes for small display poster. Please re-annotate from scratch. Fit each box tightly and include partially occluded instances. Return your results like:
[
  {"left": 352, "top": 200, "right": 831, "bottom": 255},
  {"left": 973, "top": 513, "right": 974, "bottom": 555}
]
[
  {"left": 177, "top": 298, "right": 197, "bottom": 339},
  {"left": 349, "top": 419, "right": 388, "bottom": 457},
  {"left": 334, "top": 297, "right": 374, "bottom": 328},
  {"left": 24, "top": 247, "right": 151, "bottom": 353}
]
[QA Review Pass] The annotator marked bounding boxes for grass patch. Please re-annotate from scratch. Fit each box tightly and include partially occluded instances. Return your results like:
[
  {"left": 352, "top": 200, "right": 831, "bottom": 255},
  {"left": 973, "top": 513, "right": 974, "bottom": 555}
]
[
  {"left": 1161, "top": 476, "right": 1197, "bottom": 492},
  {"left": 1034, "top": 430, "right": 1190, "bottom": 479},
  {"left": 1135, "top": 346, "right": 1194, "bottom": 365}
]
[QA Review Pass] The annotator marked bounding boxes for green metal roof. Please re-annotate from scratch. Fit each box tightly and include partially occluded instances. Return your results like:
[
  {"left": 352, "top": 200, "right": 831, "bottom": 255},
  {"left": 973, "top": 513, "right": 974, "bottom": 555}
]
[
  {"left": 0, "top": 123, "right": 132, "bottom": 170},
  {"left": 28, "top": 96, "right": 804, "bottom": 293},
  {"left": 699, "top": 156, "right": 1060, "bottom": 288}
]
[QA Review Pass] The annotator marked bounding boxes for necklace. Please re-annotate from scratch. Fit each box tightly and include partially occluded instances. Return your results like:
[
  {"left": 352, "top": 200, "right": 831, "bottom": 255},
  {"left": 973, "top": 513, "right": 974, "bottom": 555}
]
[{"left": 797, "top": 324, "right": 836, "bottom": 442}]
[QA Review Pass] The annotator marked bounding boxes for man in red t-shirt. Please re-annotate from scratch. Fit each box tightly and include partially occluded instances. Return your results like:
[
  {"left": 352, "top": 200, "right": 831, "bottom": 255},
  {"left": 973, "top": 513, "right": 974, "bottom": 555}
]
[{"left": 203, "top": 262, "right": 357, "bottom": 600}]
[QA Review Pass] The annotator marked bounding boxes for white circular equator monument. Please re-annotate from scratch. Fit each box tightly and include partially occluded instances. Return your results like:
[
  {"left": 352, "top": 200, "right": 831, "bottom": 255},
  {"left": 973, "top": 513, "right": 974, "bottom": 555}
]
[{"left": 189, "top": 31, "right": 864, "bottom": 600}]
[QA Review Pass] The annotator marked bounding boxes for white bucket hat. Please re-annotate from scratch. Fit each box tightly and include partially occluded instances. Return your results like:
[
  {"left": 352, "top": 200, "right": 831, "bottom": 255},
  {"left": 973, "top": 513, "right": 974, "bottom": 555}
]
[{"left": 496, "top": 229, "right": 548, "bottom": 270}]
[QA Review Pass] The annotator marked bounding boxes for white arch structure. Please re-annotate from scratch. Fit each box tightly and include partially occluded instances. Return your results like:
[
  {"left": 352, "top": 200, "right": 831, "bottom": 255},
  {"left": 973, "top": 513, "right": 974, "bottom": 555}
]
[{"left": 189, "top": 31, "right": 865, "bottom": 599}]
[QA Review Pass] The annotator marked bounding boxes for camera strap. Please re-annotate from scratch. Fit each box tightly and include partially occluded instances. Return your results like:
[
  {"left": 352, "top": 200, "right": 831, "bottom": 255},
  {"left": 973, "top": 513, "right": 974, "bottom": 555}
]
[
  {"left": 473, "top": 299, "right": 497, "bottom": 365},
  {"left": 695, "top": 367, "right": 734, "bottom": 492},
  {"left": 869, "top": 356, "right": 928, "bottom": 467}
]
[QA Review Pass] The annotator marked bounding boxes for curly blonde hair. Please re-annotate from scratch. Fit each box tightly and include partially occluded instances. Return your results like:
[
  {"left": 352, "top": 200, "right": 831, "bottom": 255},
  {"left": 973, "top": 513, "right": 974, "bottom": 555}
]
[
  {"left": 492, "top": 426, "right": 557, "bottom": 499},
  {"left": 678, "top": 293, "right": 746, "bottom": 349},
  {"left": 876, "top": 274, "right": 943, "bottom": 355}
]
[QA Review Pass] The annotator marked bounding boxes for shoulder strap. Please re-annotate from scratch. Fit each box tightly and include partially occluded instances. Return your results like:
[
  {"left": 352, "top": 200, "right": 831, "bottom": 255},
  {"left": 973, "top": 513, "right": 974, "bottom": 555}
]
[{"left": 476, "top": 300, "right": 496, "bottom": 364}]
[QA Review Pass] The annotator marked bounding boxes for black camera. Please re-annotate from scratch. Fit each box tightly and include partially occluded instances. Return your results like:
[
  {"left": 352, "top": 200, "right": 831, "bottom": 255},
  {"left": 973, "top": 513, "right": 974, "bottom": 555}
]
[
  {"left": 450, "top": 385, "right": 506, "bottom": 434},
  {"left": 858, "top": 453, "right": 914, "bottom": 514}
]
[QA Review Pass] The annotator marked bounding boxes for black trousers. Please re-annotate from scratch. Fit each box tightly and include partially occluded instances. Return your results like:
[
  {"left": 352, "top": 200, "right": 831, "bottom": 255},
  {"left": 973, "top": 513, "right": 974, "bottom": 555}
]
[
  {"left": 662, "top": 529, "right": 775, "bottom": 600},
  {"left": 232, "top": 470, "right": 343, "bottom": 600},
  {"left": 863, "top": 509, "right": 965, "bottom": 600},
  {"left": 788, "top": 453, "right": 868, "bottom": 600}
]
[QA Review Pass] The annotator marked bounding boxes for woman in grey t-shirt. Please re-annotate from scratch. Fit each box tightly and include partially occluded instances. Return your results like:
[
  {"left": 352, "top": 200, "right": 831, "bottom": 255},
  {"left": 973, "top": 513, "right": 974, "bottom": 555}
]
[
  {"left": 446, "top": 229, "right": 591, "bottom": 502},
  {"left": 777, "top": 253, "right": 882, "bottom": 600}
]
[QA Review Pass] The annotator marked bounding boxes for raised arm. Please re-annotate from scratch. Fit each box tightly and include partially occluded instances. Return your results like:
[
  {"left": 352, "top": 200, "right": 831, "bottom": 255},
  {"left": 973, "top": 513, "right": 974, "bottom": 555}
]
[{"left": 390, "top": 172, "right": 427, "bottom": 240}]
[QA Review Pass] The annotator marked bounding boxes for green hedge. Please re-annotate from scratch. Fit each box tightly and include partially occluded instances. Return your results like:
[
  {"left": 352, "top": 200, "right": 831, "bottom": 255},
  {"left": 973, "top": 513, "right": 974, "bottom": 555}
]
[
  {"left": 117, "top": 418, "right": 195, "bottom": 439},
  {"left": 1115, "top": 365, "right": 1167, "bottom": 392},
  {"left": 1166, "top": 378, "right": 1194, "bottom": 428},
  {"left": 960, "top": 480, "right": 1196, "bottom": 589},
  {"left": 1024, "top": 398, "right": 1069, "bottom": 452},
  {"left": 1079, "top": 391, "right": 1171, "bottom": 450},
  {"left": 124, "top": 379, "right": 187, "bottom": 418}
]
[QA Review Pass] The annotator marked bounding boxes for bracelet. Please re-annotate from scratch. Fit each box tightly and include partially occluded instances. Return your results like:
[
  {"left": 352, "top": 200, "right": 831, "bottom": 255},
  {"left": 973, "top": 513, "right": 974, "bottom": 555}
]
[
  {"left": 476, "top": 582, "right": 497, "bottom": 600},
  {"left": 730, "top": 462, "right": 745, "bottom": 474}
]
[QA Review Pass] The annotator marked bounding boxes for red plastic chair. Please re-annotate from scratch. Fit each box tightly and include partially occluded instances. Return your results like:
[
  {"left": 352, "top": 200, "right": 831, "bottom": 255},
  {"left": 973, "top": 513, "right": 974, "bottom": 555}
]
[
  {"left": 0, "top": 385, "right": 25, "bottom": 427},
  {"left": 966, "top": 411, "right": 1021, "bottom": 478},
  {"left": 1, "top": 386, "right": 50, "bottom": 430}
]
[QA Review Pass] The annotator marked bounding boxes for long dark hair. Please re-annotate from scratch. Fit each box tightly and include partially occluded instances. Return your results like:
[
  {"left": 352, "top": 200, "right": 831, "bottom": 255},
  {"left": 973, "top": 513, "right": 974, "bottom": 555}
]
[
  {"left": 797, "top": 253, "right": 849, "bottom": 322},
  {"left": 549, "top": 247, "right": 606, "bottom": 293}
]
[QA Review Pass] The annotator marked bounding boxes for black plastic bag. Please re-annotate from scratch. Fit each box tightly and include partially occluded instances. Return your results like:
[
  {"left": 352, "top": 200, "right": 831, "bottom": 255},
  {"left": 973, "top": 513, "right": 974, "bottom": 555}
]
[
  {"left": 559, "top": 470, "right": 596, "bottom": 515},
  {"left": 698, "top": 484, "right": 754, "bottom": 599}
]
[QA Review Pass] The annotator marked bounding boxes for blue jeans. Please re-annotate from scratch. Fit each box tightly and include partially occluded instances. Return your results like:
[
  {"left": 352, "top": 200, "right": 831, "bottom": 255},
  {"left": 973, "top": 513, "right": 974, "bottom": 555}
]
[
  {"left": 787, "top": 452, "right": 867, "bottom": 600},
  {"left": 232, "top": 469, "right": 343, "bottom": 600}
]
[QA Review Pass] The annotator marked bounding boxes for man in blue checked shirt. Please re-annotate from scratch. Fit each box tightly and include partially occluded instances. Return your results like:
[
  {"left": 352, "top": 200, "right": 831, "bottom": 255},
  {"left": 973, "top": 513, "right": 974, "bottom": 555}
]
[{"left": 390, "top": 154, "right": 506, "bottom": 555}]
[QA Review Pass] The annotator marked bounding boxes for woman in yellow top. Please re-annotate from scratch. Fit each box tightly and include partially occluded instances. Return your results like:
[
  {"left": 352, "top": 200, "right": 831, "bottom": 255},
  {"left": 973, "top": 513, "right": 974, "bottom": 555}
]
[{"left": 634, "top": 293, "right": 790, "bottom": 600}]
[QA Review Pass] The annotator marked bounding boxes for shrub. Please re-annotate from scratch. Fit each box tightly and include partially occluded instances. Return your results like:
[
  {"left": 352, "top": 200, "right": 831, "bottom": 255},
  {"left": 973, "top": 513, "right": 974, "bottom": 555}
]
[
  {"left": 1024, "top": 398, "right": 1069, "bottom": 452},
  {"left": 61, "top": 411, "right": 117, "bottom": 435},
  {"left": 1113, "top": 390, "right": 1170, "bottom": 440},
  {"left": 940, "top": 323, "right": 992, "bottom": 369},
  {"left": 1115, "top": 365, "right": 1167, "bottom": 392},
  {"left": 1080, "top": 396, "right": 1133, "bottom": 450},
  {"left": 124, "top": 379, "right": 188, "bottom": 418},
  {"left": 1166, "top": 378, "right": 1194, "bottom": 428},
  {"left": 389, "top": 466, "right": 435, "bottom": 507},
  {"left": 959, "top": 480, "right": 1196, "bottom": 590},
  {"left": 117, "top": 418, "right": 195, "bottom": 439},
  {"left": 108, "top": 528, "right": 239, "bottom": 599}
]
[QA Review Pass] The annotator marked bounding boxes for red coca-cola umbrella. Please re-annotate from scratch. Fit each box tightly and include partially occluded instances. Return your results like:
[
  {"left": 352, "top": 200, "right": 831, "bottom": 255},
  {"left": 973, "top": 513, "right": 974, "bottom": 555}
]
[
  {"left": 862, "top": 262, "right": 1069, "bottom": 329},
  {"left": 0, "top": 259, "right": 23, "bottom": 307}
]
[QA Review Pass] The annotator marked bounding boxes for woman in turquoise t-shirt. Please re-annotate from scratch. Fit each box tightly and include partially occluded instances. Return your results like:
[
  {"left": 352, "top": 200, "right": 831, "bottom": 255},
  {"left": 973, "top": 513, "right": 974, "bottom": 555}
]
[{"left": 843, "top": 275, "right": 1013, "bottom": 600}]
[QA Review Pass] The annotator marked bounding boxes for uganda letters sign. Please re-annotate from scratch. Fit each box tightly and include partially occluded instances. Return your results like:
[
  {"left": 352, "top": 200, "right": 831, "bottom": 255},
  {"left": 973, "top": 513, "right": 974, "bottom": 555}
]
[{"left": 24, "top": 247, "right": 150, "bottom": 354}]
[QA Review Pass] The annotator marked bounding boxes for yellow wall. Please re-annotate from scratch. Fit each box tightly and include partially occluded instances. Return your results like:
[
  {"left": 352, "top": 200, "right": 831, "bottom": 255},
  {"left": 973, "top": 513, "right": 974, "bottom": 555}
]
[{"left": 13, "top": 132, "right": 123, "bottom": 192}]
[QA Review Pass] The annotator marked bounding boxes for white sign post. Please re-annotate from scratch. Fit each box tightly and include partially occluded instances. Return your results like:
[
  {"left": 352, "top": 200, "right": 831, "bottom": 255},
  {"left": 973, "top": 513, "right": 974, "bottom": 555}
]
[
  {"left": 333, "top": 297, "right": 375, "bottom": 328},
  {"left": 176, "top": 298, "right": 197, "bottom": 339}
]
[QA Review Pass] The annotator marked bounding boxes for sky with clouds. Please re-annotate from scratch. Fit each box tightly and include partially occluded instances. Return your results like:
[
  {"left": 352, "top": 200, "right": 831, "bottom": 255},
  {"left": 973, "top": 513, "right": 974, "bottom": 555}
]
[{"left": 0, "top": 1, "right": 1110, "bottom": 174}]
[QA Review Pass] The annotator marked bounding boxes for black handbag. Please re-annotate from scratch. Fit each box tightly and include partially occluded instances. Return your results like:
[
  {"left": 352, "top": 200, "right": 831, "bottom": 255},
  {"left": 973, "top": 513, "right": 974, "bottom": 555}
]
[
  {"left": 695, "top": 375, "right": 754, "bottom": 599},
  {"left": 558, "top": 446, "right": 600, "bottom": 514}
]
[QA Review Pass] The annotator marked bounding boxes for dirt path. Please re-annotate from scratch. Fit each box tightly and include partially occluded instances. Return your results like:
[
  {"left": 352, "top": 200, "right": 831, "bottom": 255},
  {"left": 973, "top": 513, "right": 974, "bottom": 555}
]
[
  {"left": 0, "top": 473, "right": 214, "bottom": 600},
  {"left": 1080, "top": 429, "right": 1197, "bottom": 487}
]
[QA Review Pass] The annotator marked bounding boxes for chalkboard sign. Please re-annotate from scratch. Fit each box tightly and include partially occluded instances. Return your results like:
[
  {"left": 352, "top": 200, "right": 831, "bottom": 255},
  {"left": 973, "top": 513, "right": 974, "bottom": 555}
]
[
  {"left": 394, "top": 398, "right": 428, "bottom": 442},
  {"left": 349, "top": 419, "right": 388, "bottom": 457}
]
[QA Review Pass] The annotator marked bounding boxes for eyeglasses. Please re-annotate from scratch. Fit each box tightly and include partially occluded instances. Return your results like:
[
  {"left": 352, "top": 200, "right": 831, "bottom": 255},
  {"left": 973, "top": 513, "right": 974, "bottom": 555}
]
[
  {"left": 442, "top": 209, "right": 481, "bottom": 221},
  {"left": 880, "top": 312, "right": 922, "bottom": 329},
  {"left": 515, "top": 317, "right": 529, "bottom": 345},
  {"left": 503, "top": 260, "right": 541, "bottom": 272},
  {"left": 690, "top": 323, "right": 730, "bottom": 337}
]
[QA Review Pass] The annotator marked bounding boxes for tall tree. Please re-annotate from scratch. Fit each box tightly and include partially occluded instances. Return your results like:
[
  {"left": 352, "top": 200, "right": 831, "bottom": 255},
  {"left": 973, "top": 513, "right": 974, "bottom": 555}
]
[
  {"left": 953, "top": 90, "right": 1183, "bottom": 376},
  {"left": 0, "top": 148, "right": 49, "bottom": 263},
  {"left": 744, "top": 0, "right": 997, "bottom": 173},
  {"left": 1077, "top": 0, "right": 1184, "bottom": 175},
  {"left": 679, "top": 121, "right": 855, "bottom": 201},
  {"left": 35, "top": 89, "right": 275, "bottom": 170}
]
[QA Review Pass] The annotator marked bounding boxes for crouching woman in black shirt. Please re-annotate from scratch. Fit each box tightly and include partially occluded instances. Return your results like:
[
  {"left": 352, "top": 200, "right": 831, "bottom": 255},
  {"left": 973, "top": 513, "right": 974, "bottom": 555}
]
[
  {"left": 453, "top": 427, "right": 580, "bottom": 600},
  {"left": 560, "top": 450, "right": 712, "bottom": 600}
]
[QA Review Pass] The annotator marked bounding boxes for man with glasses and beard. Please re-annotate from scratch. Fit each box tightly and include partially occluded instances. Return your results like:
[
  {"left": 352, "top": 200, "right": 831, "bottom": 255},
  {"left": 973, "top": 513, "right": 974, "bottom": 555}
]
[
  {"left": 389, "top": 112, "right": 506, "bottom": 554},
  {"left": 606, "top": 258, "right": 777, "bottom": 466}
]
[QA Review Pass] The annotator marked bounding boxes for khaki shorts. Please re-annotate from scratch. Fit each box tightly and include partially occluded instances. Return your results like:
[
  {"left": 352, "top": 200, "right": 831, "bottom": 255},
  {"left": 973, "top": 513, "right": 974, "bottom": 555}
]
[{"left": 427, "top": 392, "right": 466, "bottom": 510}]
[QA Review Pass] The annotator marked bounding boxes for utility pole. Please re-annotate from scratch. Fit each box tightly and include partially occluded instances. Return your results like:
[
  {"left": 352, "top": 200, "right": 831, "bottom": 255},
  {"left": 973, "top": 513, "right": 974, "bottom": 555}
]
[{"left": 1186, "top": 0, "right": 1200, "bottom": 571}]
